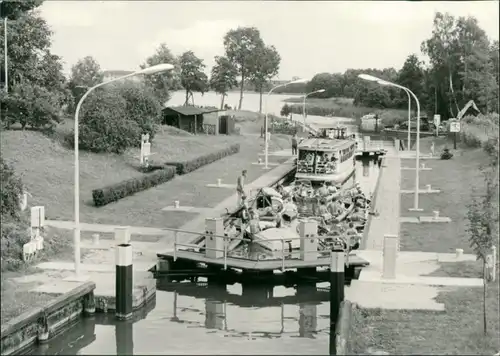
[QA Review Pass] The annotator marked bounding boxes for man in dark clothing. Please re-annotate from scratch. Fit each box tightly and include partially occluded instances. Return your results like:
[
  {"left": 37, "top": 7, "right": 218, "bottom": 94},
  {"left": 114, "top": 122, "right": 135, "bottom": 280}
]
[{"left": 291, "top": 134, "right": 298, "bottom": 155}]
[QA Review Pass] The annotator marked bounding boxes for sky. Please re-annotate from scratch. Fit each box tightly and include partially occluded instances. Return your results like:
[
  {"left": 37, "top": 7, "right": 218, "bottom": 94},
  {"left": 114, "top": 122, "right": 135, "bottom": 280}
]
[{"left": 39, "top": 1, "right": 500, "bottom": 80}]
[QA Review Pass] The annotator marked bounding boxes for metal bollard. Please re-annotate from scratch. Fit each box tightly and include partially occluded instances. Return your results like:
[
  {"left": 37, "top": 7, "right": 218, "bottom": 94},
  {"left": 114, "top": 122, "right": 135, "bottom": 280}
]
[
  {"left": 329, "top": 251, "right": 345, "bottom": 356},
  {"left": 115, "top": 243, "right": 133, "bottom": 320}
]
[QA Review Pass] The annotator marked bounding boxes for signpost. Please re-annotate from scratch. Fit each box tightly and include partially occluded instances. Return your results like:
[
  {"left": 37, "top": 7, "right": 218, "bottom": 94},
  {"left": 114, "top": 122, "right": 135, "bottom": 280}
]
[
  {"left": 449, "top": 119, "right": 461, "bottom": 149},
  {"left": 433, "top": 114, "right": 441, "bottom": 136}
]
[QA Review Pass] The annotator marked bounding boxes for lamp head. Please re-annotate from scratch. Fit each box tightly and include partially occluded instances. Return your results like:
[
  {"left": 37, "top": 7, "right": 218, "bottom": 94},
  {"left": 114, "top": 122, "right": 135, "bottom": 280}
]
[
  {"left": 316, "top": 89, "right": 326, "bottom": 93},
  {"left": 136, "top": 63, "right": 175, "bottom": 75},
  {"left": 358, "top": 73, "right": 382, "bottom": 82},
  {"left": 288, "top": 78, "right": 309, "bottom": 85}
]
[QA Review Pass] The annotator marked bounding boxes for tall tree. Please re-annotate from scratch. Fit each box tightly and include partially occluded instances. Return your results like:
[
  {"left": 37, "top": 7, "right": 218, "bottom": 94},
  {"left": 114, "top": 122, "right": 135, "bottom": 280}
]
[
  {"left": 466, "top": 166, "right": 499, "bottom": 335},
  {"left": 209, "top": 56, "right": 238, "bottom": 109},
  {"left": 421, "top": 12, "right": 461, "bottom": 118},
  {"left": 141, "top": 43, "right": 179, "bottom": 104},
  {"left": 249, "top": 45, "right": 281, "bottom": 113},
  {"left": 489, "top": 40, "right": 499, "bottom": 113},
  {"left": 397, "top": 54, "right": 426, "bottom": 110},
  {"left": 307, "top": 73, "right": 343, "bottom": 99},
  {"left": 454, "top": 16, "right": 498, "bottom": 113},
  {"left": 223, "top": 26, "right": 264, "bottom": 110},
  {"left": 0, "top": 2, "right": 67, "bottom": 128},
  {"left": 178, "top": 51, "right": 209, "bottom": 106},
  {"left": 0, "top": 0, "right": 43, "bottom": 20},
  {"left": 69, "top": 56, "right": 103, "bottom": 89}
]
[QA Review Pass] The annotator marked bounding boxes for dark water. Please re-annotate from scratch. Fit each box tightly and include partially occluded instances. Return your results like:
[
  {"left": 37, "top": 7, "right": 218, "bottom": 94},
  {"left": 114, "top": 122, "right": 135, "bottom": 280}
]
[{"left": 28, "top": 156, "right": 382, "bottom": 356}]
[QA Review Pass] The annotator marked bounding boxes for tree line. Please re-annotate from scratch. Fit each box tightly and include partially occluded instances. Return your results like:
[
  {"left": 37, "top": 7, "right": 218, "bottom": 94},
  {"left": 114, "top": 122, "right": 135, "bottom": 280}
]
[
  {"left": 0, "top": 0, "right": 282, "bottom": 153},
  {"left": 274, "top": 12, "right": 499, "bottom": 120},
  {"left": 69, "top": 27, "right": 281, "bottom": 112}
]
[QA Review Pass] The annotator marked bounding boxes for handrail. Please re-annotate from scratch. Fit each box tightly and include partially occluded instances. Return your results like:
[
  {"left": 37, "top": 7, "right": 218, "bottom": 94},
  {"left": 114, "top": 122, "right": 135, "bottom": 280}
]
[{"left": 173, "top": 231, "right": 352, "bottom": 272}]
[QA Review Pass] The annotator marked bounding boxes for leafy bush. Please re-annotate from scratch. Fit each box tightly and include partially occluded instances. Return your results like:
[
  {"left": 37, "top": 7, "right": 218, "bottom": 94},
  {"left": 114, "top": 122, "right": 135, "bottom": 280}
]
[
  {"left": 92, "top": 166, "right": 176, "bottom": 206},
  {"left": 113, "top": 81, "right": 162, "bottom": 142},
  {"left": 67, "top": 83, "right": 163, "bottom": 154},
  {"left": 69, "top": 88, "right": 141, "bottom": 154},
  {"left": 166, "top": 144, "right": 240, "bottom": 175},
  {"left": 0, "top": 219, "right": 31, "bottom": 271},
  {"left": 0, "top": 156, "right": 24, "bottom": 220},
  {"left": 0, "top": 83, "right": 61, "bottom": 130}
]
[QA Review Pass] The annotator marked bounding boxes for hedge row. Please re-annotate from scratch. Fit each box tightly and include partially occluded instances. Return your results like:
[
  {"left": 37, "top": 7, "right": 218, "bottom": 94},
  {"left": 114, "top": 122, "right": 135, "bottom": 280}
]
[
  {"left": 92, "top": 166, "right": 176, "bottom": 207},
  {"left": 166, "top": 143, "right": 240, "bottom": 175}
]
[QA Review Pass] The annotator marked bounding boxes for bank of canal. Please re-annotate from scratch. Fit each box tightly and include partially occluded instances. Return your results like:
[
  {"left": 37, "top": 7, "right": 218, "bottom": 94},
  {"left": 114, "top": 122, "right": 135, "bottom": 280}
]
[{"left": 27, "top": 154, "right": 383, "bottom": 355}]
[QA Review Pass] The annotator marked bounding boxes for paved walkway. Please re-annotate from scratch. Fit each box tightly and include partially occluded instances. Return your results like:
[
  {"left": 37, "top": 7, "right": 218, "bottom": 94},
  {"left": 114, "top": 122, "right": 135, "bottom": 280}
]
[{"left": 363, "top": 154, "right": 401, "bottom": 250}]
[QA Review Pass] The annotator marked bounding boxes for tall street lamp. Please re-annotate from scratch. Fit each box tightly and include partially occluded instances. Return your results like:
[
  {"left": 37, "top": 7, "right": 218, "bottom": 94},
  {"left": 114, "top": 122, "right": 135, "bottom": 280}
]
[
  {"left": 264, "top": 78, "right": 309, "bottom": 170},
  {"left": 303, "top": 89, "right": 325, "bottom": 125},
  {"left": 73, "top": 63, "right": 175, "bottom": 277},
  {"left": 403, "top": 89, "right": 411, "bottom": 151},
  {"left": 358, "top": 74, "right": 422, "bottom": 211}
]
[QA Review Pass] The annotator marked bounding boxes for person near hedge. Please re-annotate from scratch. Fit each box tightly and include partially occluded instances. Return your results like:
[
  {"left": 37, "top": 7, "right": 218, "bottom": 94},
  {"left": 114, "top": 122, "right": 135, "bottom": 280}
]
[{"left": 237, "top": 170, "right": 247, "bottom": 206}]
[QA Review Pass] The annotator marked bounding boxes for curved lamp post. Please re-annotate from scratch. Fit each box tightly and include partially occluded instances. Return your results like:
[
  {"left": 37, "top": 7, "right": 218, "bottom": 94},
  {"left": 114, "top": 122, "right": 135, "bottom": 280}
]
[
  {"left": 73, "top": 63, "right": 175, "bottom": 276},
  {"left": 303, "top": 89, "right": 325, "bottom": 125},
  {"left": 358, "top": 74, "right": 422, "bottom": 211},
  {"left": 264, "top": 78, "right": 309, "bottom": 170}
]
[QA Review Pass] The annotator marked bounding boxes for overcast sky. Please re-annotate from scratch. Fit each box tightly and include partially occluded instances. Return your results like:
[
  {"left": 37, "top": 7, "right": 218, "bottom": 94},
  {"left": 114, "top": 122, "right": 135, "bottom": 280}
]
[{"left": 40, "top": 1, "right": 500, "bottom": 79}]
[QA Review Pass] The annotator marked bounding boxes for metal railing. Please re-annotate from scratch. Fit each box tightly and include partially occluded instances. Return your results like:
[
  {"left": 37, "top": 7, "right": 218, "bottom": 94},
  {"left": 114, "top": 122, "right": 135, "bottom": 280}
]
[
  {"left": 171, "top": 229, "right": 351, "bottom": 272},
  {"left": 356, "top": 139, "right": 393, "bottom": 151}
]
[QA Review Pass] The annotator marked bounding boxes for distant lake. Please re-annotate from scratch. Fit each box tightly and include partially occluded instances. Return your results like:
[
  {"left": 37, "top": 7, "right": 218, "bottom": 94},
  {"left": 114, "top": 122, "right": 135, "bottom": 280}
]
[{"left": 167, "top": 91, "right": 356, "bottom": 129}]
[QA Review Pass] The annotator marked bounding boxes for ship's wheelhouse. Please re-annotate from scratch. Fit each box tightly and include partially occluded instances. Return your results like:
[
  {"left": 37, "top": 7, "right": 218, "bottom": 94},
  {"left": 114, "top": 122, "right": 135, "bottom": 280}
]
[{"left": 296, "top": 139, "right": 355, "bottom": 176}]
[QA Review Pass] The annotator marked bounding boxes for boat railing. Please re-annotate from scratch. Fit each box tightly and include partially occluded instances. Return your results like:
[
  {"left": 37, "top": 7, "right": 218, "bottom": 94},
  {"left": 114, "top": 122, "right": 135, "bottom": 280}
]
[
  {"left": 172, "top": 230, "right": 350, "bottom": 272},
  {"left": 355, "top": 139, "right": 390, "bottom": 151}
]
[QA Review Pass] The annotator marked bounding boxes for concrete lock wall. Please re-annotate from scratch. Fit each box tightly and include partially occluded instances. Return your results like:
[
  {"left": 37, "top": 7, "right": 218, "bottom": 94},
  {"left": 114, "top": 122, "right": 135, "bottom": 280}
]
[{"left": 0, "top": 282, "right": 96, "bottom": 356}]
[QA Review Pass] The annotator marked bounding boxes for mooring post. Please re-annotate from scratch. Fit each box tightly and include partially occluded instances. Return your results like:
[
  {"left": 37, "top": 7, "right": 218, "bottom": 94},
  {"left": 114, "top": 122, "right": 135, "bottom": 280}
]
[
  {"left": 115, "top": 320, "right": 133, "bottom": 355},
  {"left": 299, "top": 219, "right": 318, "bottom": 261},
  {"left": 382, "top": 234, "right": 398, "bottom": 279},
  {"left": 115, "top": 227, "right": 133, "bottom": 320},
  {"left": 205, "top": 217, "right": 224, "bottom": 259},
  {"left": 329, "top": 251, "right": 345, "bottom": 356},
  {"left": 394, "top": 139, "right": 400, "bottom": 153}
]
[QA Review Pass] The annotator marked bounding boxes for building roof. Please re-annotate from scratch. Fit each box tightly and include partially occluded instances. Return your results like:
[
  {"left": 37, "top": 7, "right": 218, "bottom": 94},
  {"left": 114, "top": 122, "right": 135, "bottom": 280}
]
[
  {"left": 298, "top": 138, "right": 353, "bottom": 151},
  {"left": 163, "top": 106, "right": 219, "bottom": 116}
]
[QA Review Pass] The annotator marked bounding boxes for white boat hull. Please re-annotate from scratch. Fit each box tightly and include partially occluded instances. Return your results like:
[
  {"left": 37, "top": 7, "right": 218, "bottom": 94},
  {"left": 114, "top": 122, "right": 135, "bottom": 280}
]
[{"left": 295, "top": 166, "right": 355, "bottom": 184}]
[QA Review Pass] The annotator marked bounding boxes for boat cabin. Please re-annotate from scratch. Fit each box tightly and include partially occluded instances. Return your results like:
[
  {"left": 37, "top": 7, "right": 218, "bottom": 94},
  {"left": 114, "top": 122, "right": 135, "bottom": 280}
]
[{"left": 296, "top": 129, "right": 356, "bottom": 184}]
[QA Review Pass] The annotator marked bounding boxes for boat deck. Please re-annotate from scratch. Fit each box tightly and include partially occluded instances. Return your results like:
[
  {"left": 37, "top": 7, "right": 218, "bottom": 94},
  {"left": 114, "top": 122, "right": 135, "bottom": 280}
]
[{"left": 157, "top": 249, "right": 369, "bottom": 272}]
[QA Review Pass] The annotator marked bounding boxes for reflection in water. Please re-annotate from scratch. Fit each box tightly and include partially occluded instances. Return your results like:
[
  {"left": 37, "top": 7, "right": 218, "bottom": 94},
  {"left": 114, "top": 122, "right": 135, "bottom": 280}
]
[
  {"left": 160, "top": 281, "right": 327, "bottom": 341},
  {"left": 297, "top": 283, "right": 318, "bottom": 338},
  {"left": 28, "top": 153, "right": 384, "bottom": 355},
  {"left": 116, "top": 321, "right": 133, "bottom": 355}
]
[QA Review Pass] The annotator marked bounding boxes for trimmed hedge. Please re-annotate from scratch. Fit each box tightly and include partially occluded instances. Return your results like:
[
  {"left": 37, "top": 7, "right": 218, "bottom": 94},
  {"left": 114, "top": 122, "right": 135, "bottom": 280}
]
[
  {"left": 92, "top": 166, "right": 176, "bottom": 207},
  {"left": 166, "top": 143, "right": 240, "bottom": 175}
]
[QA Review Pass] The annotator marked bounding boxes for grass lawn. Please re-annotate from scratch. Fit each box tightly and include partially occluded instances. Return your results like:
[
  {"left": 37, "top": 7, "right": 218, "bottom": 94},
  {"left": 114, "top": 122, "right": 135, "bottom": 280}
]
[
  {"left": 350, "top": 260, "right": 500, "bottom": 355},
  {"left": 1, "top": 272, "right": 55, "bottom": 324},
  {"left": 1, "top": 226, "right": 76, "bottom": 324},
  {"left": 399, "top": 142, "right": 495, "bottom": 253},
  {"left": 349, "top": 137, "right": 499, "bottom": 355}
]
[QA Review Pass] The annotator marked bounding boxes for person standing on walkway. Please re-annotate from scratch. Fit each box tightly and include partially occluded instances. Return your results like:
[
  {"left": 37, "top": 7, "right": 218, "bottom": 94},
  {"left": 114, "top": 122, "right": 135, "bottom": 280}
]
[
  {"left": 237, "top": 170, "right": 247, "bottom": 206},
  {"left": 291, "top": 134, "right": 299, "bottom": 155}
]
